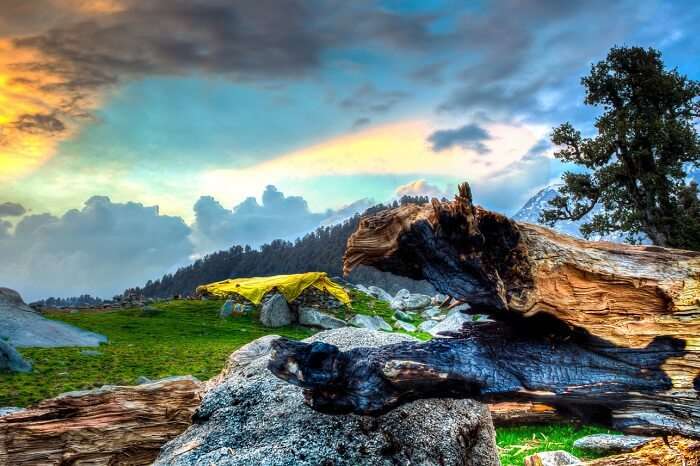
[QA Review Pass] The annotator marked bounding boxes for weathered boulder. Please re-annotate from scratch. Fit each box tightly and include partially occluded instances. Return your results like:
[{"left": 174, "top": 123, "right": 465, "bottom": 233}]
[
  {"left": 219, "top": 299, "right": 234, "bottom": 318},
  {"left": 393, "top": 320, "right": 416, "bottom": 332},
  {"left": 260, "top": 293, "right": 293, "bottom": 327},
  {"left": 0, "top": 407, "right": 23, "bottom": 417},
  {"left": 156, "top": 328, "right": 499, "bottom": 466},
  {"left": 390, "top": 289, "right": 432, "bottom": 311},
  {"left": 0, "top": 340, "right": 31, "bottom": 373},
  {"left": 367, "top": 285, "right": 393, "bottom": 302},
  {"left": 428, "top": 310, "right": 472, "bottom": 337},
  {"left": 0, "top": 287, "right": 107, "bottom": 347},
  {"left": 298, "top": 308, "right": 346, "bottom": 329},
  {"left": 573, "top": 434, "right": 654, "bottom": 455},
  {"left": 524, "top": 450, "right": 582, "bottom": 466},
  {"left": 349, "top": 314, "right": 392, "bottom": 331},
  {"left": 421, "top": 307, "right": 441, "bottom": 319},
  {"left": 418, "top": 320, "right": 438, "bottom": 332}
]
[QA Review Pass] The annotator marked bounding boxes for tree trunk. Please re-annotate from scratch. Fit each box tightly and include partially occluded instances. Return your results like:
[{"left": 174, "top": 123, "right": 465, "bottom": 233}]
[
  {"left": 269, "top": 182, "right": 700, "bottom": 438},
  {"left": 579, "top": 436, "right": 700, "bottom": 466},
  {"left": 0, "top": 376, "right": 202, "bottom": 465}
]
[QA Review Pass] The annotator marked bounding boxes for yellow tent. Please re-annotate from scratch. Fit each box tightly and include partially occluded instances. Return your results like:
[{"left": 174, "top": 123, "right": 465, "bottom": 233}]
[{"left": 195, "top": 272, "right": 351, "bottom": 306}]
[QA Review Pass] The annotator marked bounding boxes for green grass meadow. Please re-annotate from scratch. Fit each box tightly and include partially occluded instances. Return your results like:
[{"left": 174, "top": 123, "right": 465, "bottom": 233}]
[{"left": 0, "top": 295, "right": 612, "bottom": 464}]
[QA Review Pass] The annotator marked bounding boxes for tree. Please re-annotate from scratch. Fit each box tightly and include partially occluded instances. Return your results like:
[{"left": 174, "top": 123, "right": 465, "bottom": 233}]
[{"left": 541, "top": 46, "right": 700, "bottom": 249}]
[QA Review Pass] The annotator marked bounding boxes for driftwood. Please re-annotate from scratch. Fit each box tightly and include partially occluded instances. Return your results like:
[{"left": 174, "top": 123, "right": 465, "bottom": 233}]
[
  {"left": 580, "top": 436, "right": 700, "bottom": 466},
  {"left": 0, "top": 376, "right": 202, "bottom": 465},
  {"left": 269, "top": 182, "right": 700, "bottom": 438}
]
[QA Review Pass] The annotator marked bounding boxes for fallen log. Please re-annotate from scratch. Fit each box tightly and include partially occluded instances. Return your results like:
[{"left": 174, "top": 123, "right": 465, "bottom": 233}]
[
  {"left": 580, "top": 436, "right": 700, "bottom": 466},
  {"left": 488, "top": 402, "right": 562, "bottom": 426},
  {"left": 0, "top": 376, "right": 202, "bottom": 465},
  {"left": 269, "top": 182, "right": 700, "bottom": 437}
]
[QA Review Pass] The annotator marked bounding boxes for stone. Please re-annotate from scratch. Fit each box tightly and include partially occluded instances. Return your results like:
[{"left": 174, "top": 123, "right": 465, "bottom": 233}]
[
  {"left": 260, "top": 293, "right": 293, "bottom": 327},
  {"left": 0, "top": 340, "right": 31, "bottom": 373},
  {"left": 573, "top": 434, "right": 654, "bottom": 454},
  {"left": 432, "top": 293, "right": 449, "bottom": 306},
  {"left": 429, "top": 310, "right": 471, "bottom": 337},
  {"left": 524, "top": 450, "right": 582, "bottom": 466},
  {"left": 0, "top": 407, "right": 23, "bottom": 417},
  {"left": 390, "top": 289, "right": 432, "bottom": 311},
  {"left": 349, "top": 314, "right": 392, "bottom": 332},
  {"left": 155, "top": 328, "right": 499, "bottom": 466},
  {"left": 394, "top": 320, "right": 416, "bottom": 332},
  {"left": 393, "top": 310, "right": 412, "bottom": 322},
  {"left": 355, "top": 284, "right": 372, "bottom": 294},
  {"left": 219, "top": 300, "right": 234, "bottom": 318},
  {"left": 418, "top": 320, "right": 438, "bottom": 332},
  {"left": 367, "top": 285, "right": 393, "bottom": 302},
  {"left": 421, "top": 307, "right": 441, "bottom": 318},
  {"left": 0, "top": 287, "right": 107, "bottom": 348},
  {"left": 298, "top": 308, "right": 346, "bottom": 330},
  {"left": 136, "top": 376, "right": 153, "bottom": 385}
]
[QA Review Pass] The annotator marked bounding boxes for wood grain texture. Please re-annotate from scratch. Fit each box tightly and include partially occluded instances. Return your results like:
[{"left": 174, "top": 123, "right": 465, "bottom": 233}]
[
  {"left": 0, "top": 376, "right": 202, "bottom": 465},
  {"left": 270, "top": 182, "right": 700, "bottom": 437}
]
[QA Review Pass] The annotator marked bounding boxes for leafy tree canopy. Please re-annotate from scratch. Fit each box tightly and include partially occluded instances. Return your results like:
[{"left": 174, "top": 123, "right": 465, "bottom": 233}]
[{"left": 541, "top": 46, "right": 700, "bottom": 249}]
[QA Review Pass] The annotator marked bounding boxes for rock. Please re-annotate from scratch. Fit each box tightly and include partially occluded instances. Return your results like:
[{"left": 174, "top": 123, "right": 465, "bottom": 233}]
[
  {"left": 421, "top": 307, "right": 441, "bottom": 319},
  {"left": 355, "top": 284, "right": 371, "bottom": 294},
  {"left": 260, "top": 293, "right": 293, "bottom": 327},
  {"left": 0, "top": 340, "right": 31, "bottom": 373},
  {"left": 390, "top": 289, "right": 432, "bottom": 311},
  {"left": 136, "top": 376, "right": 153, "bottom": 385},
  {"left": 524, "top": 450, "right": 582, "bottom": 466},
  {"left": 418, "top": 320, "right": 438, "bottom": 332},
  {"left": 429, "top": 310, "right": 471, "bottom": 337},
  {"left": 432, "top": 293, "right": 449, "bottom": 306},
  {"left": 573, "top": 434, "right": 654, "bottom": 454},
  {"left": 393, "top": 310, "right": 412, "bottom": 322},
  {"left": 80, "top": 350, "right": 102, "bottom": 357},
  {"left": 394, "top": 320, "right": 416, "bottom": 332},
  {"left": 219, "top": 300, "right": 234, "bottom": 318},
  {"left": 298, "top": 308, "right": 346, "bottom": 330},
  {"left": 449, "top": 303, "right": 471, "bottom": 314},
  {"left": 0, "top": 407, "right": 23, "bottom": 417},
  {"left": 156, "top": 328, "right": 499, "bottom": 466},
  {"left": 367, "top": 285, "right": 393, "bottom": 302},
  {"left": 349, "top": 314, "right": 392, "bottom": 332},
  {"left": 0, "top": 287, "right": 107, "bottom": 348}
]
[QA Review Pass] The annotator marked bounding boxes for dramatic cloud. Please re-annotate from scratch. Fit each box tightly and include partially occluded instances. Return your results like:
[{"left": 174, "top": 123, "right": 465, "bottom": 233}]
[
  {"left": 0, "top": 202, "right": 26, "bottom": 217},
  {"left": 193, "top": 185, "right": 339, "bottom": 252},
  {"left": 339, "top": 83, "right": 408, "bottom": 115},
  {"left": 395, "top": 180, "right": 451, "bottom": 200},
  {"left": 428, "top": 123, "right": 491, "bottom": 154},
  {"left": 0, "top": 196, "right": 192, "bottom": 300}
]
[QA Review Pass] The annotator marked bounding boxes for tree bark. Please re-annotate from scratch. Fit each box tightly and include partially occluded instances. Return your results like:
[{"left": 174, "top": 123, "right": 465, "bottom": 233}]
[
  {"left": 0, "top": 376, "right": 202, "bottom": 465},
  {"left": 269, "top": 182, "right": 700, "bottom": 437},
  {"left": 579, "top": 436, "right": 700, "bottom": 466}
]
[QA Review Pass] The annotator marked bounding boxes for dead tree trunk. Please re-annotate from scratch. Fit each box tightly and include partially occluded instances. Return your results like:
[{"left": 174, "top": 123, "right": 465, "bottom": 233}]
[
  {"left": 269, "top": 182, "right": 700, "bottom": 438},
  {"left": 0, "top": 377, "right": 202, "bottom": 465}
]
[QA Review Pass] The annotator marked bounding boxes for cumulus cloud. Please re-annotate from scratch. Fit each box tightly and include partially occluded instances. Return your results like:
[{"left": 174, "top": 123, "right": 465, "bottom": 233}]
[
  {"left": 0, "top": 196, "right": 192, "bottom": 300},
  {"left": 192, "top": 185, "right": 360, "bottom": 252},
  {"left": 428, "top": 123, "right": 491, "bottom": 154},
  {"left": 395, "top": 180, "right": 452, "bottom": 200},
  {"left": 0, "top": 202, "right": 26, "bottom": 217}
]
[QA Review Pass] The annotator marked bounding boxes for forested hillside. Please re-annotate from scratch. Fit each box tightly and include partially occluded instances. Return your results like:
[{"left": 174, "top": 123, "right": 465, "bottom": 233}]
[{"left": 125, "top": 197, "right": 435, "bottom": 298}]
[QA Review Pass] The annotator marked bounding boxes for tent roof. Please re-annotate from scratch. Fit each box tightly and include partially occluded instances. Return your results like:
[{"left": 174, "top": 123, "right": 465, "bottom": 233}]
[{"left": 195, "top": 272, "right": 351, "bottom": 306}]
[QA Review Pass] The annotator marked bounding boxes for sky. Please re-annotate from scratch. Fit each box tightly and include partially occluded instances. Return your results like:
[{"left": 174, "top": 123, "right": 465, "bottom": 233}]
[{"left": 1, "top": 0, "right": 699, "bottom": 300}]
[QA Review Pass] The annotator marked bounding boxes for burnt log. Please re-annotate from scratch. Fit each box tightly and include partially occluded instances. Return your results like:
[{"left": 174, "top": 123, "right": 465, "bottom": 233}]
[{"left": 269, "top": 182, "right": 700, "bottom": 437}]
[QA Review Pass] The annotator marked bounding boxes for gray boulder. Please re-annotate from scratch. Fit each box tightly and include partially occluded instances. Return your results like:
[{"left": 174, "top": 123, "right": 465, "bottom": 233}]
[
  {"left": 298, "top": 308, "right": 346, "bottom": 330},
  {"left": 219, "top": 300, "right": 234, "bottom": 318},
  {"left": 432, "top": 293, "right": 449, "bottom": 305},
  {"left": 367, "top": 285, "right": 393, "bottom": 302},
  {"left": 421, "top": 307, "right": 441, "bottom": 319},
  {"left": 390, "top": 289, "right": 432, "bottom": 311},
  {"left": 0, "top": 287, "right": 107, "bottom": 348},
  {"left": 393, "top": 310, "right": 413, "bottom": 322},
  {"left": 418, "top": 320, "right": 438, "bottom": 332},
  {"left": 0, "top": 407, "right": 23, "bottom": 417},
  {"left": 525, "top": 450, "right": 581, "bottom": 466},
  {"left": 156, "top": 328, "right": 499, "bottom": 466},
  {"left": 429, "top": 310, "right": 471, "bottom": 337},
  {"left": 260, "top": 293, "right": 293, "bottom": 327},
  {"left": 0, "top": 340, "right": 31, "bottom": 372},
  {"left": 393, "top": 320, "right": 416, "bottom": 332},
  {"left": 573, "top": 434, "right": 654, "bottom": 454},
  {"left": 349, "top": 314, "right": 392, "bottom": 332}
]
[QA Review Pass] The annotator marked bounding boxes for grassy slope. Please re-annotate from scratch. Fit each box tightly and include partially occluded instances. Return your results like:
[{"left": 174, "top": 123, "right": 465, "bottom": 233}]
[{"left": 0, "top": 295, "right": 612, "bottom": 464}]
